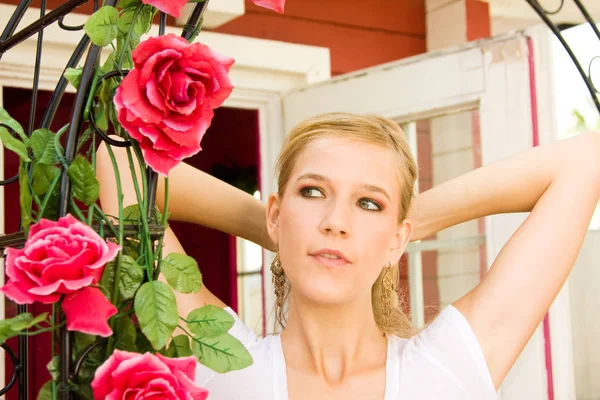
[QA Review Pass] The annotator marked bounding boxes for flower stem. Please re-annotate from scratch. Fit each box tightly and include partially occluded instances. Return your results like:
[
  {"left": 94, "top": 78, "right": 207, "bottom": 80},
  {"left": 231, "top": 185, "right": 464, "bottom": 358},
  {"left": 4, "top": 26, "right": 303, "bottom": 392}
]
[
  {"left": 38, "top": 170, "right": 61, "bottom": 219},
  {"left": 116, "top": 4, "right": 142, "bottom": 70},
  {"left": 104, "top": 144, "right": 124, "bottom": 246},
  {"left": 177, "top": 324, "right": 195, "bottom": 338},
  {"left": 126, "top": 146, "right": 153, "bottom": 280},
  {"left": 83, "top": 68, "right": 101, "bottom": 122},
  {"left": 156, "top": 177, "right": 169, "bottom": 264},
  {"left": 51, "top": 303, "right": 57, "bottom": 400},
  {"left": 111, "top": 308, "right": 135, "bottom": 320},
  {"left": 92, "top": 204, "right": 120, "bottom": 240},
  {"left": 69, "top": 198, "right": 87, "bottom": 221},
  {"left": 19, "top": 322, "right": 65, "bottom": 336}
]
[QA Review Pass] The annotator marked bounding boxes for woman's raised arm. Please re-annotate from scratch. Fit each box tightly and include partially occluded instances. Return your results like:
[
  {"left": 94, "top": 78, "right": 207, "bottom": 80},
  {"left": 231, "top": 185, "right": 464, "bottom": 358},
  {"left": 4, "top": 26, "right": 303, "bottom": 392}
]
[
  {"left": 410, "top": 132, "right": 600, "bottom": 389},
  {"left": 96, "top": 139, "right": 275, "bottom": 250},
  {"left": 96, "top": 140, "right": 274, "bottom": 312}
]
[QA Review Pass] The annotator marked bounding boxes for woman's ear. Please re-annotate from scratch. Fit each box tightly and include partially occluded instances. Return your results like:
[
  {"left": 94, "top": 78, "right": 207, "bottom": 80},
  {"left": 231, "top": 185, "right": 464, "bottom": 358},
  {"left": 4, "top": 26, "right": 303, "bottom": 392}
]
[
  {"left": 266, "top": 193, "right": 281, "bottom": 247},
  {"left": 390, "top": 218, "right": 413, "bottom": 264}
]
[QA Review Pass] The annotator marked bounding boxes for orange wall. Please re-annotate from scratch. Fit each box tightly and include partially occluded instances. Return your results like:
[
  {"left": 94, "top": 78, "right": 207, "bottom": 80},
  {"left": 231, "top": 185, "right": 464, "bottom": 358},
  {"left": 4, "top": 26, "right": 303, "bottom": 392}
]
[
  {"left": 214, "top": 0, "right": 427, "bottom": 75},
  {"left": 2, "top": 0, "right": 427, "bottom": 75}
]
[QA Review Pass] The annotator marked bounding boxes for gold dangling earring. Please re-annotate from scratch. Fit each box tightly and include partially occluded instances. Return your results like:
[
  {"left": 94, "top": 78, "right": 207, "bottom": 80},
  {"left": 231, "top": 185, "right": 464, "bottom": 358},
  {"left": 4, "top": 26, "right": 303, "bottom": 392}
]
[
  {"left": 381, "top": 262, "right": 394, "bottom": 337},
  {"left": 271, "top": 249, "right": 286, "bottom": 323}
]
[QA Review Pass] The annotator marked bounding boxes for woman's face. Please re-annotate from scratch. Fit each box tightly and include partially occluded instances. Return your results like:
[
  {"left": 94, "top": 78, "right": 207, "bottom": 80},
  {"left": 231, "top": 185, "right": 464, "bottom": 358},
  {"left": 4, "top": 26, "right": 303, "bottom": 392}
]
[{"left": 267, "top": 136, "right": 412, "bottom": 306}]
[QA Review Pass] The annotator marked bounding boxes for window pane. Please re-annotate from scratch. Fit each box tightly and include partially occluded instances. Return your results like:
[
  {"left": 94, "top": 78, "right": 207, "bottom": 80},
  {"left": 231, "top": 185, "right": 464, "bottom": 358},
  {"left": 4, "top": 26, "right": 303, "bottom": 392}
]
[
  {"left": 402, "top": 110, "right": 487, "bottom": 326},
  {"left": 237, "top": 273, "right": 264, "bottom": 336}
]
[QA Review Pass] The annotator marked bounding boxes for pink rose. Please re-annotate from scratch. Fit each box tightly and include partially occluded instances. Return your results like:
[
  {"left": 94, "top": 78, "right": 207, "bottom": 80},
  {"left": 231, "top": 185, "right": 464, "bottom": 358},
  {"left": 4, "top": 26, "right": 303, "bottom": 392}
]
[
  {"left": 250, "top": 0, "right": 285, "bottom": 13},
  {"left": 114, "top": 34, "right": 234, "bottom": 176},
  {"left": 92, "top": 350, "right": 209, "bottom": 400},
  {"left": 142, "top": 0, "right": 188, "bottom": 18},
  {"left": 0, "top": 214, "right": 120, "bottom": 336}
]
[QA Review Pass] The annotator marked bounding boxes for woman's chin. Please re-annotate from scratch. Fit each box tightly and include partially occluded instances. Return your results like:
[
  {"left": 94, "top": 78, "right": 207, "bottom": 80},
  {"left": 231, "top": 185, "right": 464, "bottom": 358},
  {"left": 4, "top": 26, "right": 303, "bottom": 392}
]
[{"left": 294, "top": 281, "right": 356, "bottom": 306}]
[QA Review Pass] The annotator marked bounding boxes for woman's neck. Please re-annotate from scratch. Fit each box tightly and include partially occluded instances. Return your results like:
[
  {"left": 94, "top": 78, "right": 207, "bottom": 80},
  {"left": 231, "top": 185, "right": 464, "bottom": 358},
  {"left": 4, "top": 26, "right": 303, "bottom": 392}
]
[{"left": 280, "top": 292, "right": 387, "bottom": 384}]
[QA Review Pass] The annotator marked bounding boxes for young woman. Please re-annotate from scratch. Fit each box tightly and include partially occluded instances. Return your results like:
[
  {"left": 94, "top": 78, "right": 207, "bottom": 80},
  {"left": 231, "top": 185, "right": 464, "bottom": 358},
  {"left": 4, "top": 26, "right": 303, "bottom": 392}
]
[{"left": 97, "top": 113, "right": 600, "bottom": 399}]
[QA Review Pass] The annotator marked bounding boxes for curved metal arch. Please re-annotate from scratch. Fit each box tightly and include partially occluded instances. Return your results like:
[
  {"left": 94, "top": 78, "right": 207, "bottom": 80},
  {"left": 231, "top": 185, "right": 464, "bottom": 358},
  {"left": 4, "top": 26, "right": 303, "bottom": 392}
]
[{"left": 525, "top": 0, "right": 600, "bottom": 115}]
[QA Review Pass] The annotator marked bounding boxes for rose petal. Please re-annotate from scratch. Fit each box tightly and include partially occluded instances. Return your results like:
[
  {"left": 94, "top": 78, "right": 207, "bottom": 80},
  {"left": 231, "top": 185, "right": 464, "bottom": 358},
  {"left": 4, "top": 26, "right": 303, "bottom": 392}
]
[
  {"left": 117, "top": 71, "right": 164, "bottom": 125},
  {"left": 111, "top": 353, "right": 171, "bottom": 391},
  {"left": 156, "top": 354, "right": 197, "bottom": 381},
  {"left": 27, "top": 218, "right": 60, "bottom": 239},
  {"left": 63, "top": 287, "right": 117, "bottom": 337},
  {"left": 140, "top": 50, "right": 179, "bottom": 86},
  {"left": 136, "top": 378, "right": 179, "bottom": 399},
  {"left": 250, "top": 0, "right": 285, "bottom": 13},
  {"left": 141, "top": 0, "right": 189, "bottom": 18},
  {"left": 132, "top": 34, "right": 189, "bottom": 67},
  {"left": 92, "top": 350, "right": 138, "bottom": 399},
  {"left": 0, "top": 280, "right": 60, "bottom": 304},
  {"left": 142, "top": 147, "right": 185, "bottom": 176}
]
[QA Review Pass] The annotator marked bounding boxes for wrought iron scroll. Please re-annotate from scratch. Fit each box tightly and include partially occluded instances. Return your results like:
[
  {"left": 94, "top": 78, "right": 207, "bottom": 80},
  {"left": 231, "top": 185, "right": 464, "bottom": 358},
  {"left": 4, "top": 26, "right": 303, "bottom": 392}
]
[{"left": 525, "top": 0, "right": 600, "bottom": 115}]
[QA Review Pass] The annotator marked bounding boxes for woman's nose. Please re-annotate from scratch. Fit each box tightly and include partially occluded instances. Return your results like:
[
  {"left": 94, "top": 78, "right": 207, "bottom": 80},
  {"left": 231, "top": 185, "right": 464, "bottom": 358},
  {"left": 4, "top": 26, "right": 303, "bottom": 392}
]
[{"left": 319, "top": 200, "right": 352, "bottom": 236}]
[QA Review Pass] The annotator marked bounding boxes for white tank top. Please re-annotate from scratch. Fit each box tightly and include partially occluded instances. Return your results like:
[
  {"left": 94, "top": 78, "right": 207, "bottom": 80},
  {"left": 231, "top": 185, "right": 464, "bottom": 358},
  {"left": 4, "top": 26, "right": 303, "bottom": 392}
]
[{"left": 195, "top": 305, "right": 498, "bottom": 399}]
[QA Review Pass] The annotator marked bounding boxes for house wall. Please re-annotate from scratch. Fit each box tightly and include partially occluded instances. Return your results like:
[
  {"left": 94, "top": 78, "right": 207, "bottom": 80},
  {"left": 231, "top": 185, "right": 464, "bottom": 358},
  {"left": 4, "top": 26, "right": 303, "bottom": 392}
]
[{"left": 214, "top": 0, "right": 426, "bottom": 75}]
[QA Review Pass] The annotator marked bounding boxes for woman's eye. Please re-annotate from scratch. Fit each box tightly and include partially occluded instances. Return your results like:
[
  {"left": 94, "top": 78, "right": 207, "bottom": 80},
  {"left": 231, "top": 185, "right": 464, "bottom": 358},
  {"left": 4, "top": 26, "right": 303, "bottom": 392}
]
[
  {"left": 300, "top": 187, "right": 324, "bottom": 198},
  {"left": 358, "top": 198, "right": 383, "bottom": 211}
]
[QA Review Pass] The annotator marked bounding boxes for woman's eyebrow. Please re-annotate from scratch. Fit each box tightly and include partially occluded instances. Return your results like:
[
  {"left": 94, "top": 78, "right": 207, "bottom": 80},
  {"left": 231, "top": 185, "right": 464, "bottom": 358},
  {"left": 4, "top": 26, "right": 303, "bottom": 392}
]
[
  {"left": 360, "top": 183, "right": 391, "bottom": 202},
  {"left": 296, "top": 173, "right": 329, "bottom": 182}
]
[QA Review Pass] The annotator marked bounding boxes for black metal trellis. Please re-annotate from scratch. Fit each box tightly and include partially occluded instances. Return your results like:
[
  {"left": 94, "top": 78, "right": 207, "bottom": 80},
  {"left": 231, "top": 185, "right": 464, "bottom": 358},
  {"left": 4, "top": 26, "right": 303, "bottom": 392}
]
[
  {"left": 0, "top": 0, "right": 596, "bottom": 399},
  {"left": 525, "top": 0, "right": 600, "bottom": 115},
  {"left": 0, "top": 0, "right": 210, "bottom": 399}
]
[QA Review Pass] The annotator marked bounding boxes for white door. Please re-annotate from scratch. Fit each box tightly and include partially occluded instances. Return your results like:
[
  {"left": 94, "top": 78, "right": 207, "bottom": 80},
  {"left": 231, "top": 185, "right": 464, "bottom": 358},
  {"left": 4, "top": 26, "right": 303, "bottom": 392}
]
[{"left": 278, "top": 29, "right": 568, "bottom": 400}]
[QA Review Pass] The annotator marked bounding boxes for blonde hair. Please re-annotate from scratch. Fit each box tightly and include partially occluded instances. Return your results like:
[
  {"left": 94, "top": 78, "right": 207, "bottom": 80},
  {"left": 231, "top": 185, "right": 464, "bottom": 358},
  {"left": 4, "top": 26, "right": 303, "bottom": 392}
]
[{"left": 273, "top": 112, "right": 418, "bottom": 338}]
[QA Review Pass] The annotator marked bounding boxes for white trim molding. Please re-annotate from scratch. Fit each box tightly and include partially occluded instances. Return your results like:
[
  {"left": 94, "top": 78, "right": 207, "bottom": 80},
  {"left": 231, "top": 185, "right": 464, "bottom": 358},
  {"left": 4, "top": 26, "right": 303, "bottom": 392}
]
[
  {"left": 0, "top": 4, "right": 331, "bottom": 93},
  {"left": 176, "top": 0, "right": 245, "bottom": 30}
]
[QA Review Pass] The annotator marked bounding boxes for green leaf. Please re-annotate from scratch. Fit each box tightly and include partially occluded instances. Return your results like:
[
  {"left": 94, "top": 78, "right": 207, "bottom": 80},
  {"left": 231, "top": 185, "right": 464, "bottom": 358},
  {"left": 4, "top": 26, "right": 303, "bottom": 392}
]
[
  {"left": 46, "top": 356, "right": 59, "bottom": 380},
  {"left": 32, "top": 164, "right": 60, "bottom": 196},
  {"left": 117, "top": 254, "right": 144, "bottom": 301},
  {"left": 85, "top": 6, "right": 119, "bottom": 47},
  {"left": 0, "top": 106, "right": 28, "bottom": 142},
  {"left": 135, "top": 281, "right": 178, "bottom": 350},
  {"left": 118, "top": 0, "right": 141, "bottom": 9},
  {"left": 123, "top": 204, "right": 141, "bottom": 224},
  {"left": 40, "top": 190, "right": 59, "bottom": 221},
  {"left": 0, "top": 313, "right": 48, "bottom": 344},
  {"left": 186, "top": 305, "right": 234, "bottom": 338},
  {"left": 0, "top": 124, "right": 30, "bottom": 161},
  {"left": 19, "top": 161, "right": 32, "bottom": 232},
  {"left": 73, "top": 333, "right": 107, "bottom": 385},
  {"left": 64, "top": 67, "right": 83, "bottom": 90},
  {"left": 192, "top": 333, "right": 253, "bottom": 373},
  {"left": 93, "top": 101, "right": 109, "bottom": 131},
  {"left": 114, "top": 316, "right": 137, "bottom": 351},
  {"left": 37, "top": 380, "right": 53, "bottom": 400},
  {"left": 135, "top": 328, "right": 154, "bottom": 353},
  {"left": 67, "top": 155, "right": 100, "bottom": 206},
  {"left": 30, "top": 129, "right": 58, "bottom": 165},
  {"left": 117, "top": 5, "right": 155, "bottom": 45},
  {"left": 161, "top": 253, "right": 202, "bottom": 294},
  {"left": 166, "top": 334, "right": 193, "bottom": 358},
  {"left": 99, "top": 259, "right": 117, "bottom": 301}
]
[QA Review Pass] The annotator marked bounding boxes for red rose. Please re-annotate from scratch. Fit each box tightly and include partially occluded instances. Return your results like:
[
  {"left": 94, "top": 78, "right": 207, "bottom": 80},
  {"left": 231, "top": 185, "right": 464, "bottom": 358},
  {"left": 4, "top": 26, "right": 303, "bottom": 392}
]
[
  {"left": 142, "top": 0, "right": 188, "bottom": 18},
  {"left": 91, "top": 350, "right": 209, "bottom": 400},
  {"left": 114, "top": 34, "right": 234, "bottom": 176},
  {"left": 250, "top": 0, "right": 285, "bottom": 13},
  {"left": 1, "top": 215, "right": 119, "bottom": 304},
  {"left": 0, "top": 214, "right": 120, "bottom": 336}
]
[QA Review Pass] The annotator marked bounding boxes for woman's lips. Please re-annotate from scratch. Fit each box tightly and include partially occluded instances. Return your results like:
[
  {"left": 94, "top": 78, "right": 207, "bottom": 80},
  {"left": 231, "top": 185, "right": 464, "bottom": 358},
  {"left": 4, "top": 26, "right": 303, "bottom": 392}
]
[{"left": 309, "top": 248, "right": 351, "bottom": 267}]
